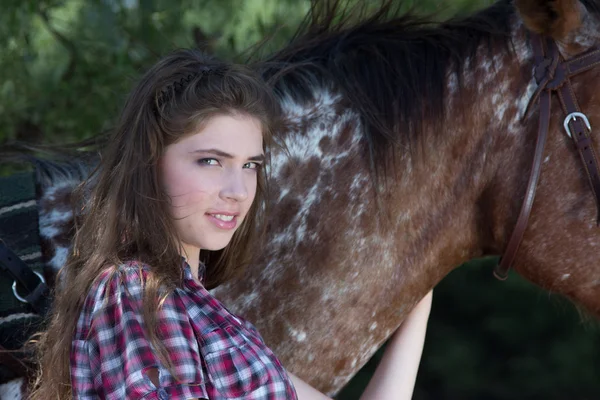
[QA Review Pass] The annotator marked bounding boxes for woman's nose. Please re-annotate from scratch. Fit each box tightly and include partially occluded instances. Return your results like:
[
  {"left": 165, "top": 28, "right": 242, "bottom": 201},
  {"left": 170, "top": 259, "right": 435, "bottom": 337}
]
[{"left": 220, "top": 169, "right": 249, "bottom": 202}]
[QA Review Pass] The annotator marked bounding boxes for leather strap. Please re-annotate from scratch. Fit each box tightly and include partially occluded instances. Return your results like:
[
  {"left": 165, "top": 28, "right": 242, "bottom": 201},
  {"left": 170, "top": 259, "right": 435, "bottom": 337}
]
[
  {"left": 494, "top": 75, "right": 551, "bottom": 280},
  {"left": 0, "top": 240, "right": 50, "bottom": 315},
  {"left": 495, "top": 34, "right": 600, "bottom": 280},
  {"left": 564, "top": 50, "right": 600, "bottom": 77},
  {"left": 558, "top": 80, "right": 600, "bottom": 221}
]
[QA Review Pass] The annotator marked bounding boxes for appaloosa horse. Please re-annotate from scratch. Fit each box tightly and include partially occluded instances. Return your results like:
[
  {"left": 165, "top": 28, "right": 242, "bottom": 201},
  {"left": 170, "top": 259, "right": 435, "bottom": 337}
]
[{"left": 4, "top": 0, "right": 600, "bottom": 396}]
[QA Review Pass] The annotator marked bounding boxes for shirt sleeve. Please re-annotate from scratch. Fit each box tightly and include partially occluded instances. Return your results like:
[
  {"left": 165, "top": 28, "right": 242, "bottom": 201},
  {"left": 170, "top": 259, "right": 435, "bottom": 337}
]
[{"left": 82, "top": 266, "right": 209, "bottom": 400}]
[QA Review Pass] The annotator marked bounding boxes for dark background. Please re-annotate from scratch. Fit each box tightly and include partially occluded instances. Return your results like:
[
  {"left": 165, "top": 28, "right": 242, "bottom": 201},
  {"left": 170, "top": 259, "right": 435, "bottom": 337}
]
[{"left": 2, "top": 1, "right": 598, "bottom": 398}]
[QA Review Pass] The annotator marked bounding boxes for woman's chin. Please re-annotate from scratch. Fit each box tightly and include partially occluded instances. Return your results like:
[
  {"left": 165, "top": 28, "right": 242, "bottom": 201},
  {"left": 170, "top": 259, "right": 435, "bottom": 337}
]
[{"left": 201, "top": 240, "right": 232, "bottom": 252}]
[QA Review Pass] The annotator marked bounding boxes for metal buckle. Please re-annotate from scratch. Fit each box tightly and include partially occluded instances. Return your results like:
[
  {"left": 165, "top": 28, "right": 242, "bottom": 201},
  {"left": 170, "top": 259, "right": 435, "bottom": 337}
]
[
  {"left": 563, "top": 112, "right": 591, "bottom": 139},
  {"left": 12, "top": 271, "right": 46, "bottom": 304}
]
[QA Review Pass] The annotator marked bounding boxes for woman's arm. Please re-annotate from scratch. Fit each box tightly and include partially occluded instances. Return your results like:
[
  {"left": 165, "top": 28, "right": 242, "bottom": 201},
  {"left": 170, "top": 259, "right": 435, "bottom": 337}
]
[
  {"left": 289, "top": 290, "right": 433, "bottom": 400},
  {"left": 289, "top": 372, "right": 334, "bottom": 400}
]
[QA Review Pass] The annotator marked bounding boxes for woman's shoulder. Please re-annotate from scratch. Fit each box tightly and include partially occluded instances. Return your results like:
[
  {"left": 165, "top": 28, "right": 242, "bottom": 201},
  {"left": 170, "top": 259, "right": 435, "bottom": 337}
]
[
  {"left": 83, "top": 261, "right": 157, "bottom": 311},
  {"left": 76, "top": 261, "right": 183, "bottom": 336},
  {"left": 95, "top": 259, "right": 150, "bottom": 287}
]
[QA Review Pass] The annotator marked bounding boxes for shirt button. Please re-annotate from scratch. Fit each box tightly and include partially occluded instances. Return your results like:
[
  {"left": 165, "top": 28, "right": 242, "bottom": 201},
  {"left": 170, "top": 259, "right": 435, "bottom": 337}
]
[{"left": 157, "top": 388, "right": 169, "bottom": 400}]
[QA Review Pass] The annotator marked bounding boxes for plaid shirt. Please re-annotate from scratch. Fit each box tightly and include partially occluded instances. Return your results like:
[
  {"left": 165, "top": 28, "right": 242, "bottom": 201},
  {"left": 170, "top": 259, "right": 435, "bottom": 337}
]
[{"left": 70, "top": 260, "right": 297, "bottom": 400}]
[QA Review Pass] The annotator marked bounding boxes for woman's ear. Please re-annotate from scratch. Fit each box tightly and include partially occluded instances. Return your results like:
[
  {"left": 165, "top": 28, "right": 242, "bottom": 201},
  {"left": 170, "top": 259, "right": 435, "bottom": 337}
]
[{"left": 515, "top": 0, "right": 581, "bottom": 40}]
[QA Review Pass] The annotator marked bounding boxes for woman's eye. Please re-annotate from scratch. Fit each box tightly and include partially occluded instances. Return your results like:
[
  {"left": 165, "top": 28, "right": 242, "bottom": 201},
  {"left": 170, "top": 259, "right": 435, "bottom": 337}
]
[
  {"left": 243, "top": 162, "right": 261, "bottom": 170},
  {"left": 198, "top": 158, "right": 219, "bottom": 166}
]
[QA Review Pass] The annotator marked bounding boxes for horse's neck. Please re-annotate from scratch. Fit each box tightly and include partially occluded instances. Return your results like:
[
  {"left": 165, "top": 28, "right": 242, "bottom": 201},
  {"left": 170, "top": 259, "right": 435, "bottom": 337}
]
[
  {"left": 385, "top": 25, "right": 537, "bottom": 284},
  {"left": 264, "top": 24, "right": 538, "bottom": 290}
]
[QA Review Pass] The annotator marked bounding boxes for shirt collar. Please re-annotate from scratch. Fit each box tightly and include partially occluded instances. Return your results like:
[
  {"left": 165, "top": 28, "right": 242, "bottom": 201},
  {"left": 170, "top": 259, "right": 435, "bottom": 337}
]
[{"left": 181, "top": 257, "right": 206, "bottom": 285}]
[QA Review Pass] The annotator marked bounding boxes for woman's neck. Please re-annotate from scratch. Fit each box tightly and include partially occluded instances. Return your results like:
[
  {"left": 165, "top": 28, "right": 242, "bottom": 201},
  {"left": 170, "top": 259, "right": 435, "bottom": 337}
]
[{"left": 180, "top": 243, "right": 201, "bottom": 280}]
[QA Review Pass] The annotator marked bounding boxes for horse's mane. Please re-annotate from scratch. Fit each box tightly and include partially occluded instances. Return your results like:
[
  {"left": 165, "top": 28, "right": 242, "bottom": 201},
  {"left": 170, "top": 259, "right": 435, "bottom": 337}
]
[
  {"left": 584, "top": 0, "right": 600, "bottom": 13},
  {"left": 0, "top": 140, "right": 102, "bottom": 189},
  {"left": 259, "top": 0, "right": 600, "bottom": 174},
  {"left": 256, "top": 0, "right": 516, "bottom": 174}
]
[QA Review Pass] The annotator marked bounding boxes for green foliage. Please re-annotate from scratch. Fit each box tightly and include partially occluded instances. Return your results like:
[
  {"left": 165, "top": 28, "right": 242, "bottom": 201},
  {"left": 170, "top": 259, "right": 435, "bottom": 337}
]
[{"left": 0, "top": 0, "right": 310, "bottom": 150}]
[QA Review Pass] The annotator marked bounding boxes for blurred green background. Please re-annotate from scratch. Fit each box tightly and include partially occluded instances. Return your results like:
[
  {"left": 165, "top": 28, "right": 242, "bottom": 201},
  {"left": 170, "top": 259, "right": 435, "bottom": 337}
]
[{"left": 1, "top": 0, "right": 598, "bottom": 398}]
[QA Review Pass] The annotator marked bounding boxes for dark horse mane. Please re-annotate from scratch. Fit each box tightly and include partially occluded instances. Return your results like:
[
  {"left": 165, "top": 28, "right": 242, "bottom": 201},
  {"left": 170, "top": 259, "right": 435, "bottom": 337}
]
[
  {"left": 258, "top": 0, "right": 600, "bottom": 175},
  {"left": 256, "top": 0, "right": 517, "bottom": 175}
]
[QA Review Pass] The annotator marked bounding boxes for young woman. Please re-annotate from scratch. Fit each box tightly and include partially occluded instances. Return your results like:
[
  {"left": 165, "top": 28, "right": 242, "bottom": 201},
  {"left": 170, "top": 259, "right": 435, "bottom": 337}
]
[{"left": 30, "top": 49, "right": 432, "bottom": 400}]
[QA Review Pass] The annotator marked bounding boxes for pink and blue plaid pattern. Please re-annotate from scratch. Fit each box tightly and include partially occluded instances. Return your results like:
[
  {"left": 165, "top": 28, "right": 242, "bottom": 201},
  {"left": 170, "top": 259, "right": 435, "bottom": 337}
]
[{"left": 70, "top": 260, "right": 297, "bottom": 399}]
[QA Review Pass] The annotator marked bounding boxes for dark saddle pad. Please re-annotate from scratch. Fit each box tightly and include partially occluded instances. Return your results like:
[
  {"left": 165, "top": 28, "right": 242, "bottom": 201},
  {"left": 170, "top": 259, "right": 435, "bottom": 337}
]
[{"left": 0, "top": 171, "right": 46, "bottom": 381}]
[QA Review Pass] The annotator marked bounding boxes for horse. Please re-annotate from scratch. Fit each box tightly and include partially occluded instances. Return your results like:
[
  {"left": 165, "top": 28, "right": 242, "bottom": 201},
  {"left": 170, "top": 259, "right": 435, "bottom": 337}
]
[{"left": 3, "top": 0, "right": 600, "bottom": 396}]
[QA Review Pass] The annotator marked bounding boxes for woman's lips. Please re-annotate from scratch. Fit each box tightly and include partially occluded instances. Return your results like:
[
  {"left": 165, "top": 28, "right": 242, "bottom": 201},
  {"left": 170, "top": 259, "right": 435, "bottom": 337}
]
[{"left": 205, "top": 213, "right": 238, "bottom": 230}]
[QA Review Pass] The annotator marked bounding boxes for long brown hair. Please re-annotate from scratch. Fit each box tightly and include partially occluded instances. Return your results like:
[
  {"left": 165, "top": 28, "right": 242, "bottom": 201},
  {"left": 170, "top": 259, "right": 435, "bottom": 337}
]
[{"left": 29, "top": 48, "right": 280, "bottom": 399}]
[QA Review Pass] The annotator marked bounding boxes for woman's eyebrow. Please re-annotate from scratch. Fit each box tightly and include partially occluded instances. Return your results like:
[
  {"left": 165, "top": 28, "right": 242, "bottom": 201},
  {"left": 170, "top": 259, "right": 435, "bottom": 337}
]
[{"left": 190, "top": 148, "right": 264, "bottom": 162}]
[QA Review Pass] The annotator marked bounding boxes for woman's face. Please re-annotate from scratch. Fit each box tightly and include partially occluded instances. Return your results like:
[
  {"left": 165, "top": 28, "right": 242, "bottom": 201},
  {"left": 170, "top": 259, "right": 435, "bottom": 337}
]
[{"left": 160, "top": 113, "right": 264, "bottom": 256}]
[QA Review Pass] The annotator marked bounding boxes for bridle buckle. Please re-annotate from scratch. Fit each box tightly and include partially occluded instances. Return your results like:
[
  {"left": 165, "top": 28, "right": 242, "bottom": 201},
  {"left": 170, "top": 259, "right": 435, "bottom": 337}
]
[{"left": 563, "top": 112, "right": 591, "bottom": 139}]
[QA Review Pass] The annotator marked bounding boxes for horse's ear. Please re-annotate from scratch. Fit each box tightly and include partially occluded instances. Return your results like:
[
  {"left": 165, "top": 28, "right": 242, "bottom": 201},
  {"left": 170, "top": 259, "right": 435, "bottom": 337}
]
[{"left": 515, "top": 0, "right": 581, "bottom": 40}]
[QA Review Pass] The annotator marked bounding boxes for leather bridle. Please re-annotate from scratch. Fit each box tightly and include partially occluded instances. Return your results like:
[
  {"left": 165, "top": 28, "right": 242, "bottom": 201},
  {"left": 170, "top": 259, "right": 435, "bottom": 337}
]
[{"left": 495, "top": 32, "right": 600, "bottom": 280}]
